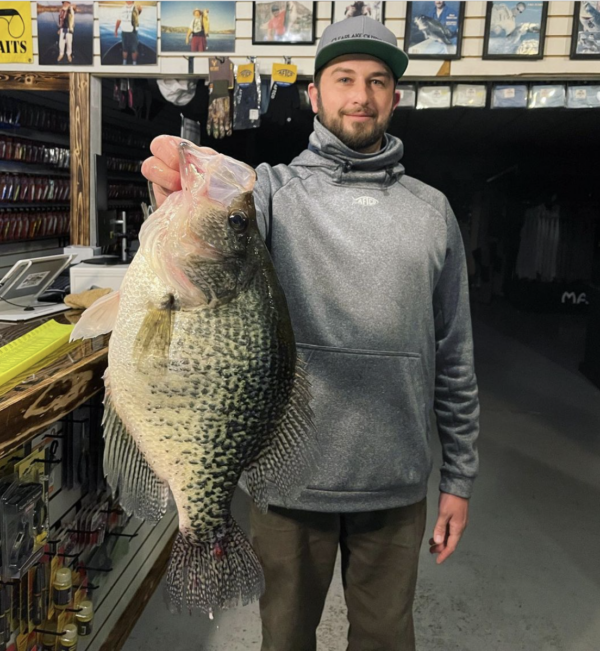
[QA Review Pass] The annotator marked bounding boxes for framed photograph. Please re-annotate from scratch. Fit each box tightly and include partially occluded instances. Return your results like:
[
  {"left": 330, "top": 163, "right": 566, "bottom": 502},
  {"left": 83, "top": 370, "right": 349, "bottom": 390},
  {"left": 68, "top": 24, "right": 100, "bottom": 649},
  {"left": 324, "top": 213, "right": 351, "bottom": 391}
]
[
  {"left": 36, "top": 1, "right": 94, "bottom": 65},
  {"left": 252, "top": 1, "right": 316, "bottom": 44},
  {"left": 483, "top": 1, "right": 548, "bottom": 59},
  {"left": 98, "top": 1, "right": 158, "bottom": 66},
  {"left": 160, "top": 1, "right": 235, "bottom": 54},
  {"left": 331, "top": 1, "right": 385, "bottom": 23},
  {"left": 570, "top": 1, "right": 600, "bottom": 59},
  {"left": 404, "top": 1, "right": 465, "bottom": 59}
]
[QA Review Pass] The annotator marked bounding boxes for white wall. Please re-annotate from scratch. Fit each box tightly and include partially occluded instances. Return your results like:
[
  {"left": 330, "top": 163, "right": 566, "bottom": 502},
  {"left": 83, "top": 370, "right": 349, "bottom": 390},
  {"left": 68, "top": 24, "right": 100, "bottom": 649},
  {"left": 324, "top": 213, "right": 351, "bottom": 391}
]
[{"left": 0, "top": 2, "right": 598, "bottom": 78}]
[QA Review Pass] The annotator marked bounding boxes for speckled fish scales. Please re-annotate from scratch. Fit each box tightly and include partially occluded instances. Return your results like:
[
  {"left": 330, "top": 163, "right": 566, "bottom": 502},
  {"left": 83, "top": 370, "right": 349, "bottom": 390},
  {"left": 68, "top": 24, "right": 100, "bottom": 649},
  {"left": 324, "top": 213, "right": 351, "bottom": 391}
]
[{"left": 71, "top": 144, "right": 315, "bottom": 615}]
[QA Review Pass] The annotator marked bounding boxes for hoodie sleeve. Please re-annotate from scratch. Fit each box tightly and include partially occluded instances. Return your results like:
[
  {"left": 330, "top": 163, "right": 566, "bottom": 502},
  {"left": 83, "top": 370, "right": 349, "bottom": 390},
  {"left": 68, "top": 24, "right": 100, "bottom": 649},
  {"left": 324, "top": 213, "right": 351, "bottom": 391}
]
[
  {"left": 254, "top": 163, "right": 273, "bottom": 241},
  {"left": 432, "top": 198, "right": 480, "bottom": 499}
]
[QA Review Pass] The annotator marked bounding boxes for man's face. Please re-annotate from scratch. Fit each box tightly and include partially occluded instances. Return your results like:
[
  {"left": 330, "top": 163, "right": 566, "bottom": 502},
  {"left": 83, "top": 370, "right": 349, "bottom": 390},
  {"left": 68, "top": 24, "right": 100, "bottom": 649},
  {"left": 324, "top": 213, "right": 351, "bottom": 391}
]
[
  {"left": 435, "top": 1, "right": 445, "bottom": 9},
  {"left": 308, "top": 55, "right": 399, "bottom": 152}
]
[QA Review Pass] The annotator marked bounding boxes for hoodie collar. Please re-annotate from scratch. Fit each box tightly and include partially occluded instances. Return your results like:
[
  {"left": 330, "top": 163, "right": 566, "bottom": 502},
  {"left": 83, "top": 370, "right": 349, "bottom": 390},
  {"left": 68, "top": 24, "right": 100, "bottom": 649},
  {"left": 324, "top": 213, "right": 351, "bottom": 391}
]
[{"left": 292, "top": 117, "right": 405, "bottom": 186}]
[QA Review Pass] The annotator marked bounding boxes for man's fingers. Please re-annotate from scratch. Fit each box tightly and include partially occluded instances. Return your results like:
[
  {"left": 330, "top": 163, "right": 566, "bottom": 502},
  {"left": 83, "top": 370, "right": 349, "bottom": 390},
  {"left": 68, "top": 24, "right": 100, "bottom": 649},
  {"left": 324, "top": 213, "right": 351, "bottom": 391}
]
[
  {"left": 149, "top": 135, "right": 186, "bottom": 170},
  {"left": 152, "top": 182, "right": 171, "bottom": 209},
  {"left": 141, "top": 156, "right": 182, "bottom": 193},
  {"left": 435, "top": 532, "right": 460, "bottom": 564}
]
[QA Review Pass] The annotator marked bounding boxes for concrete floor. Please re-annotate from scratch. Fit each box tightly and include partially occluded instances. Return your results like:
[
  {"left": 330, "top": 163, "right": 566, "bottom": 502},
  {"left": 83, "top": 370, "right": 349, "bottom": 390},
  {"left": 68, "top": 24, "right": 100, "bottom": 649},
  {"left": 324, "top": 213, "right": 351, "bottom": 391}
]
[{"left": 123, "top": 306, "right": 600, "bottom": 651}]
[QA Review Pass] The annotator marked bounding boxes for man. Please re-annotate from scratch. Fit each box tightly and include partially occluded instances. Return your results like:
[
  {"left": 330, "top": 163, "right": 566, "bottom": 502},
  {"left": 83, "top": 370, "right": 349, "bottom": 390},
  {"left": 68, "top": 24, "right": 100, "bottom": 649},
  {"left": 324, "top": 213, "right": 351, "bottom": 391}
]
[
  {"left": 142, "top": 17, "right": 479, "bottom": 651},
  {"left": 425, "top": 0, "right": 459, "bottom": 38},
  {"left": 185, "top": 8, "right": 207, "bottom": 53},
  {"left": 114, "top": 1, "right": 142, "bottom": 65},
  {"left": 264, "top": 3, "right": 287, "bottom": 41},
  {"left": 491, "top": 1, "right": 526, "bottom": 36},
  {"left": 57, "top": 1, "right": 75, "bottom": 63}
]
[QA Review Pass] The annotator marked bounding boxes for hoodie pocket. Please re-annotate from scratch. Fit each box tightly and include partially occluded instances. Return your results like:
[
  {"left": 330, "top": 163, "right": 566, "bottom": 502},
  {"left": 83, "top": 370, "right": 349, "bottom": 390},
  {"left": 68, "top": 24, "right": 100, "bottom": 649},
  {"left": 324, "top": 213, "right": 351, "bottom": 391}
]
[{"left": 298, "top": 344, "right": 431, "bottom": 494}]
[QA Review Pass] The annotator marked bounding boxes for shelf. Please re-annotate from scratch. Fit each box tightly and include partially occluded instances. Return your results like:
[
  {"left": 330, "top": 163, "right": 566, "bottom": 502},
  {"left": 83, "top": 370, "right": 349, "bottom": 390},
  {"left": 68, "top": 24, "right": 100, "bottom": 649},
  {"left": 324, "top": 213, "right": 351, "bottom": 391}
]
[
  {"left": 107, "top": 172, "right": 145, "bottom": 182},
  {"left": 0, "top": 234, "right": 69, "bottom": 244},
  {"left": 0, "top": 161, "right": 70, "bottom": 176},
  {"left": 102, "top": 143, "right": 150, "bottom": 159},
  {"left": 0, "top": 203, "right": 70, "bottom": 209},
  {"left": 0, "top": 127, "right": 70, "bottom": 147},
  {"left": 108, "top": 200, "right": 144, "bottom": 207}
]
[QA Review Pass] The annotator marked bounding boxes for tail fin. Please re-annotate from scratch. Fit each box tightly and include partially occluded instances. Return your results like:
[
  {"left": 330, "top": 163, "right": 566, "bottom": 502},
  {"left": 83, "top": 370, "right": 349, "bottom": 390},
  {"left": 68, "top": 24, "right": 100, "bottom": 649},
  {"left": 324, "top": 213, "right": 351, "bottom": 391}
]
[{"left": 166, "top": 516, "right": 264, "bottom": 615}]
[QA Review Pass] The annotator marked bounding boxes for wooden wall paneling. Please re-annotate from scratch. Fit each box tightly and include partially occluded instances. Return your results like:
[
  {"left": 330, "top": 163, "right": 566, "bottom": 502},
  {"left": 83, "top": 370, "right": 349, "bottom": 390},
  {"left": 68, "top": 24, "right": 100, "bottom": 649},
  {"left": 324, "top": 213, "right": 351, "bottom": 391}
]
[
  {"left": 70, "top": 73, "right": 91, "bottom": 246},
  {"left": 0, "top": 72, "right": 69, "bottom": 91}
]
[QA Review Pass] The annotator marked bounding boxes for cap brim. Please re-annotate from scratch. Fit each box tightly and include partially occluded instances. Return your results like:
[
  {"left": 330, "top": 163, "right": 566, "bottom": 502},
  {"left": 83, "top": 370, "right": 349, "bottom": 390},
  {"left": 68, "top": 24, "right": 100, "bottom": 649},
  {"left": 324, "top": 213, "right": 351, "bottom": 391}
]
[{"left": 315, "top": 40, "right": 409, "bottom": 80}]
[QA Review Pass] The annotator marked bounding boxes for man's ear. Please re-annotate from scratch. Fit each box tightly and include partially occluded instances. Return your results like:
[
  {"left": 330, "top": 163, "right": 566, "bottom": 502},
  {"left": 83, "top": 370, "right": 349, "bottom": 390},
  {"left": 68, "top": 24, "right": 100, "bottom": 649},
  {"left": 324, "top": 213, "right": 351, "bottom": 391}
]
[
  {"left": 392, "top": 89, "right": 401, "bottom": 111},
  {"left": 308, "top": 82, "right": 319, "bottom": 114}
]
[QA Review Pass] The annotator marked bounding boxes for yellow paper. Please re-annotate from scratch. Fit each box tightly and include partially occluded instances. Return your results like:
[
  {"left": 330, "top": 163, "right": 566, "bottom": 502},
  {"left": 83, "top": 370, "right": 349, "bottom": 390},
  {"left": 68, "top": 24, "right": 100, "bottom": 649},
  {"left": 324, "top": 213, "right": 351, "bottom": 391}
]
[
  {"left": 272, "top": 63, "right": 297, "bottom": 84},
  {"left": 237, "top": 63, "right": 255, "bottom": 85},
  {"left": 0, "top": 1, "right": 33, "bottom": 63}
]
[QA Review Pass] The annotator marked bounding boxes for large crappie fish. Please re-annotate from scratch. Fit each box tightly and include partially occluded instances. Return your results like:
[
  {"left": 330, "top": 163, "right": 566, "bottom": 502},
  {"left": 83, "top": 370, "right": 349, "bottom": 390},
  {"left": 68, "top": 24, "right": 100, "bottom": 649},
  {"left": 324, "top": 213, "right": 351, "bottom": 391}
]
[{"left": 71, "top": 144, "right": 315, "bottom": 614}]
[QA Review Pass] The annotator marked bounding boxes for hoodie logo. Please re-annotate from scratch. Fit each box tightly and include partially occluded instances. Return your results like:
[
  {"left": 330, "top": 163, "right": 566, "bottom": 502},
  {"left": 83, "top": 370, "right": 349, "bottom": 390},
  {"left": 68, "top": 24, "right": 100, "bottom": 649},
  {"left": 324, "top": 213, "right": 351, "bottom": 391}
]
[{"left": 353, "top": 196, "right": 379, "bottom": 206}]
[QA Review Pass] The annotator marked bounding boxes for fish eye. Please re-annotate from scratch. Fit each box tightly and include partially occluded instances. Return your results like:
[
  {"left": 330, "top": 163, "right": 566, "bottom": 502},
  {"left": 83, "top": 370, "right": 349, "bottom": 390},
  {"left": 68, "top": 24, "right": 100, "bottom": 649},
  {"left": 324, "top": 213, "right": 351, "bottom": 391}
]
[{"left": 228, "top": 211, "right": 249, "bottom": 233}]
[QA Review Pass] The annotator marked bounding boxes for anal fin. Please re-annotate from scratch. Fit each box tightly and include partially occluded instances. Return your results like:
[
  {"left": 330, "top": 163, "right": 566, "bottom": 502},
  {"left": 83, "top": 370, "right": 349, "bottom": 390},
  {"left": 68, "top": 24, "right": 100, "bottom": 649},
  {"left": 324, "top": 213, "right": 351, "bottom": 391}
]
[
  {"left": 103, "top": 383, "right": 170, "bottom": 522},
  {"left": 245, "top": 359, "right": 318, "bottom": 512}
]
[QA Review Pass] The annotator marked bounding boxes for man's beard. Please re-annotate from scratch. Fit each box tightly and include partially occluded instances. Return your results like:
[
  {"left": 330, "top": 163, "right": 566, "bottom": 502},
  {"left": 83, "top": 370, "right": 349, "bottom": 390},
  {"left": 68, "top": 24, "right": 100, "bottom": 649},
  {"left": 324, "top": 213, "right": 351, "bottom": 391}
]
[{"left": 317, "top": 95, "right": 392, "bottom": 152}]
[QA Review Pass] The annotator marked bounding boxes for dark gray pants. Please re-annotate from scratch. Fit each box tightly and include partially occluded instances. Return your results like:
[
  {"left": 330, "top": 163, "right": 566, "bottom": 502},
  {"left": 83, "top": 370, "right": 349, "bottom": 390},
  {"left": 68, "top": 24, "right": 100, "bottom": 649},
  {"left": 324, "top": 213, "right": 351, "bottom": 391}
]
[{"left": 250, "top": 499, "right": 427, "bottom": 651}]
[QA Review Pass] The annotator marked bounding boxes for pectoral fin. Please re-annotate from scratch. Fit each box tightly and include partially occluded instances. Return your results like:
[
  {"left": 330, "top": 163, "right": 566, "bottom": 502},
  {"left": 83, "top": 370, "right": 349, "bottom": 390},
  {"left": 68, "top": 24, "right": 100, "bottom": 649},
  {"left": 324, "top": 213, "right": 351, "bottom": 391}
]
[
  {"left": 70, "top": 290, "right": 121, "bottom": 341},
  {"left": 133, "top": 295, "right": 175, "bottom": 368}
]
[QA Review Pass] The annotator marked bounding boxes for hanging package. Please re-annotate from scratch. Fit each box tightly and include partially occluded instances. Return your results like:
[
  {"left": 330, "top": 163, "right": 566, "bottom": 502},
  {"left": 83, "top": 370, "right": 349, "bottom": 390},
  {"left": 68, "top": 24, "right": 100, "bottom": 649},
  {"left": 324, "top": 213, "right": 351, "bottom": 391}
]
[
  {"left": 233, "top": 63, "right": 262, "bottom": 131},
  {"left": 396, "top": 85, "right": 416, "bottom": 108},
  {"left": 567, "top": 85, "right": 600, "bottom": 109},
  {"left": 207, "top": 57, "right": 234, "bottom": 139},
  {"left": 491, "top": 84, "right": 528, "bottom": 109},
  {"left": 453, "top": 84, "right": 487, "bottom": 108},
  {"left": 265, "top": 63, "right": 302, "bottom": 126},
  {"left": 416, "top": 86, "right": 452, "bottom": 109},
  {"left": 528, "top": 85, "right": 566, "bottom": 109}
]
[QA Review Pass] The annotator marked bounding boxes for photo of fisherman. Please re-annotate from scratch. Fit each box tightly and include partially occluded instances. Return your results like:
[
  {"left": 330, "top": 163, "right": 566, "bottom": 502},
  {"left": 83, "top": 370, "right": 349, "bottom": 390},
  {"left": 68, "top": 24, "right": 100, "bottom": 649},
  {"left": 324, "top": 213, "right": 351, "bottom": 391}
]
[
  {"left": 160, "top": 2, "right": 234, "bottom": 54},
  {"left": 404, "top": 1, "right": 464, "bottom": 58},
  {"left": 571, "top": 1, "right": 600, "bottom": 58},
  {"left": 332, "top": 1, "right": 384, "bottom": 23},
  {"left": 37, "top": 0, "right": 94, "bottom": 65},
  {"left": 252, "top": 1, "right": 316, "bottom": 45},
  {"left": 99, "top": 0, "right": 157, "bottom": 66},
  {"left": 484, "top": 1, "right": 548, "bottom": 58}
]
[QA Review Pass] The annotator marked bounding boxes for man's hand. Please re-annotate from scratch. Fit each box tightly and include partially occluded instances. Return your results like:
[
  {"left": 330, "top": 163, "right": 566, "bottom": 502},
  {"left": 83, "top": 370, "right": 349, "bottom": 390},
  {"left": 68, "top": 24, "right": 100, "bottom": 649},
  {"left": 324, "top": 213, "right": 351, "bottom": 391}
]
[
  {"left": 429, "top": 492, "right": 469, "bottom": 564},
  {"left": 141, "top": 136, "right": 218, "bottom": 209}
]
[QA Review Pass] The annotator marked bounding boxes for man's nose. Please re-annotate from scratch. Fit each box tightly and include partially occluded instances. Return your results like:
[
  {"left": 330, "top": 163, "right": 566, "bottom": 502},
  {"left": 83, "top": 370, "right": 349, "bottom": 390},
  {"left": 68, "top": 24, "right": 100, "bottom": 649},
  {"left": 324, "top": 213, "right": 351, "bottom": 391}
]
[{"left": 350, "top": 80, "right": 372, "bottom": 105}]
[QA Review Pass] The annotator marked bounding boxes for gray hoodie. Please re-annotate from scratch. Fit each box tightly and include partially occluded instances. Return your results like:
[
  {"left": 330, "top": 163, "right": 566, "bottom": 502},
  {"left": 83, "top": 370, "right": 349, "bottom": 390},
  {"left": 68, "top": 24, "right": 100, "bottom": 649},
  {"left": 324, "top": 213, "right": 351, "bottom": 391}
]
[{"left": 251, "top": 118, "right": 479, "bottom": 512}]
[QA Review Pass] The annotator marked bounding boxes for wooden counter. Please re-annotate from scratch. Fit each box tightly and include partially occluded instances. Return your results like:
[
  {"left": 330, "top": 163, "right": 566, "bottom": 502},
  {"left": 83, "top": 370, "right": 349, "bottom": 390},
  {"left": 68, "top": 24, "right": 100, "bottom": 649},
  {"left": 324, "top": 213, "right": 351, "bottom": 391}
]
[{"left": 0, "top": 310, "right": 109, "bottom": 458}]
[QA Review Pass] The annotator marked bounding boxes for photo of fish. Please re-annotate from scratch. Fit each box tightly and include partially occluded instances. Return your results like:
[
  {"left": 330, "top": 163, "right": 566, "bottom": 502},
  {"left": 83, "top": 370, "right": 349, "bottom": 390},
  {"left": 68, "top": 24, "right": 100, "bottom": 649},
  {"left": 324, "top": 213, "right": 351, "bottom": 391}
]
[
  {"left": 71, "top": 144, "right": 317, "bottom": 614},
  {"left": 571, "top": 2, "right": 600, "bottom": 59},
  {"left": 483, "top": 1, "right": 548, "bottom": 59},
  {"left": 404, "top": 1, "right": 464, "bottom": 59},
  {"left": 331, "top": 1, "right": 384, "bottom": 23},
  {"left": 252, "top": 1, "right": 316, "bottom": 44},
  {"left": 37, "top": 1, "right": 93, "bottom": 66},
  {"left": 98, "top": 1, "right": 158, "bottom": 66}
]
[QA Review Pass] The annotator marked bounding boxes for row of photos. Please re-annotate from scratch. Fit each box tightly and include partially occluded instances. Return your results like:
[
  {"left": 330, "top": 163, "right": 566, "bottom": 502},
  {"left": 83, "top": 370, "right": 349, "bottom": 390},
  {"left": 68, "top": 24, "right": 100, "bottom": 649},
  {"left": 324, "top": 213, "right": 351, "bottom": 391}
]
[{"left": 1, "top": 1, "right": 599, "bottom": 67}]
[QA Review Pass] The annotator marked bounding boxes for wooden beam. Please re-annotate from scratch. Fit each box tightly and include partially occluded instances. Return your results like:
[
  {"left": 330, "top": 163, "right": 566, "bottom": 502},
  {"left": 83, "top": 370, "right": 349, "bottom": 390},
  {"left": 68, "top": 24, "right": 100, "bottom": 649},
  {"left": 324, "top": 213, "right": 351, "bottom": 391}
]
[
  {"left": 70, "top": 73, "right": 91, "bottom": 245},
  {"left": 0, "top": 72, "right": 69, "bottom": 91}
]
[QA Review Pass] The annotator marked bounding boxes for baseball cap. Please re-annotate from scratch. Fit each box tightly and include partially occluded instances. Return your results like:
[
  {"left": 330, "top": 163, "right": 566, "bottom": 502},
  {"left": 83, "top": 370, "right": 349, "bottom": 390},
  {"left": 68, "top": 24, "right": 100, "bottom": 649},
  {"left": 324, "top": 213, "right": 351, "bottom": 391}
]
[{"left": 315, "top": 16, "right": 409, "bottom": 80}]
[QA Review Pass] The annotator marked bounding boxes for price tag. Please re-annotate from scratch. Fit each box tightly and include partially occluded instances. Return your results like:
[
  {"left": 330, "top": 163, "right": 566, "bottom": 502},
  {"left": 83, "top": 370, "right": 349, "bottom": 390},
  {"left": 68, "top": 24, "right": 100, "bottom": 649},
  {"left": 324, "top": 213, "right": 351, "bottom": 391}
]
[
  {"left": 249, "top": 109, "right": 259, "bottom": 121},
  {"left": 575, "top": 88, "right": 586, "bottom": 100}
]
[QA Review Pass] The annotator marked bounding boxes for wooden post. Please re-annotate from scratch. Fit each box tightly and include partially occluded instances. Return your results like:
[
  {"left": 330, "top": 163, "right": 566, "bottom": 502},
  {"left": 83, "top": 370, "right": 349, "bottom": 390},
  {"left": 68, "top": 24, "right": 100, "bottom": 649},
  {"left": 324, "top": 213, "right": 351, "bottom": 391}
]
[{"left": 70, "top": 73, "right": 91, "bottom": 245}]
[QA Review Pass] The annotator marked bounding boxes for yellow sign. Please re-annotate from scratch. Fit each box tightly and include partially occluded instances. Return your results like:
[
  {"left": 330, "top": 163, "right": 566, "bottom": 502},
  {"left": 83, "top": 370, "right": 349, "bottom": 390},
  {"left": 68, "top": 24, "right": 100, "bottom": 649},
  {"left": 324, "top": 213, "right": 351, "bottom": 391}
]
[
  {"left": 237, "top": 63, "right": 255, "bottom": 85},
  {"left": 0, "top": 1, "right": 33, "bottom": 63},
  {"left": 272, "top": 63, "right": 297, "bottom": 84}
]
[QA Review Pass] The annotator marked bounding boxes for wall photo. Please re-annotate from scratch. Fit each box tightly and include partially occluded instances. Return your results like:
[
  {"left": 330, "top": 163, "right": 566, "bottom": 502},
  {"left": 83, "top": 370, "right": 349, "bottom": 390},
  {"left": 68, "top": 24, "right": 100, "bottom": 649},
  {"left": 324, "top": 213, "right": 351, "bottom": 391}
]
[
  {"left": 160, "top": 1, "right": 236, "bottom": 54},
  {"left": 331, "top": 1, "right": 384, "bottom": 23},
  {"left": 570, "top": 1, "right": 600, "bottom": 59},
  {"left": 37, "top": 1, "right": 94, "bottom": 66},
  {"left": 98, "top": 1, "right": 157, "bottom": 66},
  {"left": 252, "top": 1, "right": 316, "bottom": 44},
  {"left": 483, "top": 1, "right": 548, "bottom": 59},
  {"left": 404, "top": 1, "right": 464, "bottom": 59}
]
